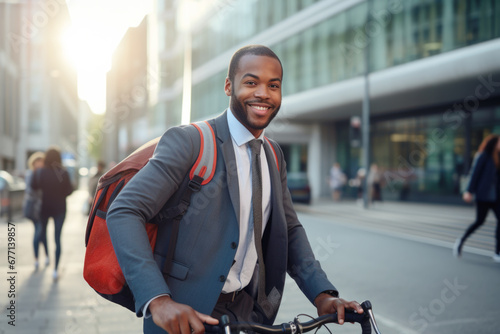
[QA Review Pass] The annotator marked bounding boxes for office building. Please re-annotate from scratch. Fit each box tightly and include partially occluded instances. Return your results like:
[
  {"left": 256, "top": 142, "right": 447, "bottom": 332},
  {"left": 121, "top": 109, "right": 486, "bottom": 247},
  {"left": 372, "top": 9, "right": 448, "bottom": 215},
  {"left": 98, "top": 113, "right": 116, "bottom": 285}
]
[
  {"left": 114, "top": 0, "right": 500, "bottom": 204},
  {"left": 0, "top": 0, "right": 79, "bottom": 177}
]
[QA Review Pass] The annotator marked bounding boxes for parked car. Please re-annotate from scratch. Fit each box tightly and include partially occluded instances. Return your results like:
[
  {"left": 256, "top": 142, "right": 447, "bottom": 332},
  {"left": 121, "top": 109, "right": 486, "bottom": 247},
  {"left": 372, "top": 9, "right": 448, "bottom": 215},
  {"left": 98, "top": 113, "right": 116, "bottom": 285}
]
[
  {"left": 287, "top": 172, "right": 311, "bottom": 204},
  {"left": 0, "top": 170, "right": 26, "bottom": 220}
]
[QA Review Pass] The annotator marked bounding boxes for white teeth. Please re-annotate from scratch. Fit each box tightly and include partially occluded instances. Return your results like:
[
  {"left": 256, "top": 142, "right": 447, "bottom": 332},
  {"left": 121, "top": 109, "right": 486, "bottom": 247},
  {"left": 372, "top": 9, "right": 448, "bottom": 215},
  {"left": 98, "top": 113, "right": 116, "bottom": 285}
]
[{"left": 252, "top": 105, "right": 268, "bottom": 111}]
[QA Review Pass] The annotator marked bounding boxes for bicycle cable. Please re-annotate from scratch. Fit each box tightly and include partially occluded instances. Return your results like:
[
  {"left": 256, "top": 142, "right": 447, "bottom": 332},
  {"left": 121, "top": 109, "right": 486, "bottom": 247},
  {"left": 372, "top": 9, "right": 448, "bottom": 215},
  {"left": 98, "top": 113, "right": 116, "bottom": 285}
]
[{"left": 295, "top": 314, "right": 333, "bottom": 334}]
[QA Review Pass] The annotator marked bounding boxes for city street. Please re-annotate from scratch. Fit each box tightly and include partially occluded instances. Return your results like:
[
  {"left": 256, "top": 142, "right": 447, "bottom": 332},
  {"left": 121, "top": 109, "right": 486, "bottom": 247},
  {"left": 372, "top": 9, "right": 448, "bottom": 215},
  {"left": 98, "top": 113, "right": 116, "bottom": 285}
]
[
  {"left": 2, "top": 1, "right": 500, "bottom": 333},
  {"left": 1, "top": 189, "right": 500, "bottom": 334}
]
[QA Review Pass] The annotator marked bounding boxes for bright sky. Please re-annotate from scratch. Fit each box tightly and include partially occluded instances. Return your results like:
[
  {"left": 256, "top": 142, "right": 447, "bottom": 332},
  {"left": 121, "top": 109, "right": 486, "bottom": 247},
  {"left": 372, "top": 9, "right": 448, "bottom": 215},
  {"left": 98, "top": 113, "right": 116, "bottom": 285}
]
[{"left": 63, "top": 0, "right": 153, "bottom": 114}]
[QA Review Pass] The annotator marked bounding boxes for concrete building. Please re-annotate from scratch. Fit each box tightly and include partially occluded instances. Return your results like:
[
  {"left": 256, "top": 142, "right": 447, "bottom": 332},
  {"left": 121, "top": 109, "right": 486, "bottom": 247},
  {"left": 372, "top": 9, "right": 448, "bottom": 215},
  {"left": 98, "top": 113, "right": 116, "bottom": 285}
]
[
  {"left": 105, "top": 17, "right": 149, "bottom": 164},
  {"left": 107, "top": 0, "right": 500, "bottom": 204},
  {"left": 0, "top": 0, "right": 79, "bottom": 178}
]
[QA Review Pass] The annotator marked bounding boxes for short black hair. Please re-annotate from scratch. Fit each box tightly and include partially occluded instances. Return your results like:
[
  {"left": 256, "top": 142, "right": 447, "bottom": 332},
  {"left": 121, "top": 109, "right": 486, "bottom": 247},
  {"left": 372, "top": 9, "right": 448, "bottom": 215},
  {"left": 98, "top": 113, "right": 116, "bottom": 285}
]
[{"left": 227, "top": 45, "right": 283, "bottom": 82}]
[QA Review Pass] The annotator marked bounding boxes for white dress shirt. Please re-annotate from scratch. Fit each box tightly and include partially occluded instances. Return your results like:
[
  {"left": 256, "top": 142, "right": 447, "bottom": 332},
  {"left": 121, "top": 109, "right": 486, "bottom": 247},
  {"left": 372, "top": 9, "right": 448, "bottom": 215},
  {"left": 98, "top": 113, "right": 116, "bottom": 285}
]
[{"left": 222, "top": 109, "right": 272, "bottom": 293}]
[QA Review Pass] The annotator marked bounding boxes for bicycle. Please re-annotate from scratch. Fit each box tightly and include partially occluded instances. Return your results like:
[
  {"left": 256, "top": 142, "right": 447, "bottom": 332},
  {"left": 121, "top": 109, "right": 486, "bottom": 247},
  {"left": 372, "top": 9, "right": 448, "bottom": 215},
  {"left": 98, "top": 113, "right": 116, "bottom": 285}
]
[{"left": 205, "top": 300, "right": 382, "bottom": 334}]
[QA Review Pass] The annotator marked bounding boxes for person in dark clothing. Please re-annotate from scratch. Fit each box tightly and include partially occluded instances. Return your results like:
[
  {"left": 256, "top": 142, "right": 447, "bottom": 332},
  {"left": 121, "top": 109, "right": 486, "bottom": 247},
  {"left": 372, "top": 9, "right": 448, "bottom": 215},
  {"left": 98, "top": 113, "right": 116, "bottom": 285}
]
[
  {"left": 454, "top": 134, "right": 500, "bottom": 262},
  {"left": 32, "top": 147, "right": 73, "bottom": 280}
]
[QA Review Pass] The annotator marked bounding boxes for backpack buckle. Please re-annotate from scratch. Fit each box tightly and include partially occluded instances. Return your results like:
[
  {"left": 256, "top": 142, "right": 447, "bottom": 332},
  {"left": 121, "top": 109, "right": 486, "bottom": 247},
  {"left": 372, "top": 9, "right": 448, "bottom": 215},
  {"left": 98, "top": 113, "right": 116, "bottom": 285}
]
[
  {"left": 188, "top": 176, "right": 203, "bottom": 192},
  {"left": 178, "top": 200, "right": 190, "bottom": 216}
]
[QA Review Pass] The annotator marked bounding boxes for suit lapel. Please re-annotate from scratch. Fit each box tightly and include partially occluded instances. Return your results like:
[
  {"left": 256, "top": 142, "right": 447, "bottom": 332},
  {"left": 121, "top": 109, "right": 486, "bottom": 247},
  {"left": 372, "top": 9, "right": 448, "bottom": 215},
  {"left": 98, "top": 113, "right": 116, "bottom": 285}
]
[
  {"left": 263, "top": 138, "right": 285, "bottom": 256},
  {"left": 262, "top": 138, "right": 286, "bottom": 319},
  {"left": 263, "top": 139, "right": 281, "bottom": 206},
  {"left": 214, "top": 111, "right": 240, "bottom": 226}
]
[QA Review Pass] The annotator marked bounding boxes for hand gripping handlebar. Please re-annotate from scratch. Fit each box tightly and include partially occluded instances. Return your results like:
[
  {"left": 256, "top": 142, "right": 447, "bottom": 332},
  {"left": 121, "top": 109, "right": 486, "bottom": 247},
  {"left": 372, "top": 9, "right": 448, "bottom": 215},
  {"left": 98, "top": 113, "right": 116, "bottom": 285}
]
[{"left": 205, "top": 300, "right": 382, "bottom": 334}]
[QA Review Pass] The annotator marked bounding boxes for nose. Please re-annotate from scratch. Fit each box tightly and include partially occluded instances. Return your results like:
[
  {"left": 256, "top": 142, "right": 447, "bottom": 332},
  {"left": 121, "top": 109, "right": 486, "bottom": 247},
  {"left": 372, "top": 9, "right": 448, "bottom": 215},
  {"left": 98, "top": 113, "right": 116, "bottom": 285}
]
[{"left": 254, "top": 84, "right": 270, "bottom": 99}]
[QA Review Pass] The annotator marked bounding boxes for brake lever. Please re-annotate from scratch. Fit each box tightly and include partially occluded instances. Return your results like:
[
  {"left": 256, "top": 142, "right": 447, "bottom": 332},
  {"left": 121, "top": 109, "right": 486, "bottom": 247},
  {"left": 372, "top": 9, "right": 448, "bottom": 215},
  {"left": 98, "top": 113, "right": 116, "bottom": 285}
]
[{"left": 361, "top": 301, "right": 382, "bottom": 334}]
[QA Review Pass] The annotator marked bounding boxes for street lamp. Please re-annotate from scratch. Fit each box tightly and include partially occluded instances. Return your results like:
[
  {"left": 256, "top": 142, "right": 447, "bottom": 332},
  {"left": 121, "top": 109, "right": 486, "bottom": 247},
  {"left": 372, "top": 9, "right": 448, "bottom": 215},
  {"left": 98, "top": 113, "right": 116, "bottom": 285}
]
[
  {"left": 362, "top": 0, "right": 372, "bottom": 209},
  {"left": 177, "top": 0, "right": 196, "bottom": 125}
]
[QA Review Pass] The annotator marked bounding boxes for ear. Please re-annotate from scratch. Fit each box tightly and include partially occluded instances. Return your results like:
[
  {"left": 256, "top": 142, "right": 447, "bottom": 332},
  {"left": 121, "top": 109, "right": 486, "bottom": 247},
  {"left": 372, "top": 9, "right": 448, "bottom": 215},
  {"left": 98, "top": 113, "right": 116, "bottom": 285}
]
[{"left": 224, "top": 77, "right": 232, "bottom": 97}]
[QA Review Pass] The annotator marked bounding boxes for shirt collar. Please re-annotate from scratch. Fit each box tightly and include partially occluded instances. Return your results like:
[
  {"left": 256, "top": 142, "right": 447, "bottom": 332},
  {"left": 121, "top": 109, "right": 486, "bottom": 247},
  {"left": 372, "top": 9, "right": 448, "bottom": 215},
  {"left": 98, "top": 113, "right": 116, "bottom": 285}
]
[{"left": 227, "top": 108, "right": 265, "bottom": 147}]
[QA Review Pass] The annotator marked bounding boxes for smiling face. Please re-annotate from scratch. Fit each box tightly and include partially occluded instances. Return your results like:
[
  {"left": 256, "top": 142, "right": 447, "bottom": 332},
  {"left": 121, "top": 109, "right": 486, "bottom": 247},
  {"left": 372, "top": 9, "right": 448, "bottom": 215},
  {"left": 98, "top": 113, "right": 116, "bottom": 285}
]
[{"left": 225, "top": 54, "right": 282, "bottom": 138}]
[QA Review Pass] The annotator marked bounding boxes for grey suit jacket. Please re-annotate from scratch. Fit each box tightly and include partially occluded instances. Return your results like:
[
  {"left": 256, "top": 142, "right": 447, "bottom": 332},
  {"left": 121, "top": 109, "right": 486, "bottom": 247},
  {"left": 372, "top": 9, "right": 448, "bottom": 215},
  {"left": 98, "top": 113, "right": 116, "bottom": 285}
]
[{"left": 107, "top": 111, "right": 337, "bottom": 333}]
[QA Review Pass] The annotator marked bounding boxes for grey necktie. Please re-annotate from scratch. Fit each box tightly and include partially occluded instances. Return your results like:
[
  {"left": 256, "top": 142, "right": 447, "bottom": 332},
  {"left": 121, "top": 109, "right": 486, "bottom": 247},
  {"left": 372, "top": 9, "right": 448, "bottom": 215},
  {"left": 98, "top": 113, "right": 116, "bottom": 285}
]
[{"left": 249, "top": 139, "right": 271, "bottom": 315}]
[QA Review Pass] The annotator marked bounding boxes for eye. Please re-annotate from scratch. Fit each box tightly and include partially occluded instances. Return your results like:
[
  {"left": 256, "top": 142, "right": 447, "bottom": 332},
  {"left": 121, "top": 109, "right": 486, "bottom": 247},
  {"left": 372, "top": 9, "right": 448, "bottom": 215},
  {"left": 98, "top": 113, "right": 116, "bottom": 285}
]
[
  {"left": 270, "top": 83, "right": 280, "bottom": 89},
  {"left": 245, "top": 81, "right": 257, "bottom": 86}
]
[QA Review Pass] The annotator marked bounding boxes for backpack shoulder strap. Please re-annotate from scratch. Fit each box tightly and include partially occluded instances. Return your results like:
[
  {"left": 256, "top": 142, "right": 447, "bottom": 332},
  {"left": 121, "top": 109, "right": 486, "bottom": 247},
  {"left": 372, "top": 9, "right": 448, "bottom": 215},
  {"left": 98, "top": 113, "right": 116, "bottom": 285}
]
[
  {"left": 161, "top": 121, "right": 217, "bottom": 275},
  {"left": 190, "top": 121, "right": 217, "bottom": 185},
  {"left": 264, "top": 136, "right": 280, "bottom": 171},
  {"left": 156, "top": 121, "right": 217, "bottom": 221}
]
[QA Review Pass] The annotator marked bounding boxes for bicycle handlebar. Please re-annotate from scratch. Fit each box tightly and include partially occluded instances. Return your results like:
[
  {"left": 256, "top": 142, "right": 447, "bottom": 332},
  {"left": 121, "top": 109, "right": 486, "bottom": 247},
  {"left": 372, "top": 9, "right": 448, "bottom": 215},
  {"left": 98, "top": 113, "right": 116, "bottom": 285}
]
[{"left": 205, "top": 300, "right": 381, "bottom": 334}]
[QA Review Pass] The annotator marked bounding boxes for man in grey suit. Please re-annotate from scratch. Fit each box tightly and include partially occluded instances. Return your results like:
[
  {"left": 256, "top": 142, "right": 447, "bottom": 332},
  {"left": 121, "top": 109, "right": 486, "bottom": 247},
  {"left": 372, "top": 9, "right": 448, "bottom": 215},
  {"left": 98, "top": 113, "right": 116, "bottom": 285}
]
[{"left": 107, "top": 45, "right": 363, "bottom": 334}]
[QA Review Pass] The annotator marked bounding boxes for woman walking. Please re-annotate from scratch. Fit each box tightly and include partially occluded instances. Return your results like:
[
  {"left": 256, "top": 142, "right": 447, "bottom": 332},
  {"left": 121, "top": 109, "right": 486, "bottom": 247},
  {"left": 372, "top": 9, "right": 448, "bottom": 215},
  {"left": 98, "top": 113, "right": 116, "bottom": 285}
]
[
  {"left": 23, "top": 152, "right": 49, "bottom": 269},
  {"left": 31, "top": 147, "right": 73, "bottom": 279},
  {"left": 454, "top": 134, "right": 500, "bottom": 261}
]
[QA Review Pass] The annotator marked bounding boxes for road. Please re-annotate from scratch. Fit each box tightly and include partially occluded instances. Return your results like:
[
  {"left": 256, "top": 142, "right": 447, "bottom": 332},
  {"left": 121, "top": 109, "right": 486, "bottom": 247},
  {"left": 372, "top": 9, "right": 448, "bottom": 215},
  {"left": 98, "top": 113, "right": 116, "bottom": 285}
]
[{"left": 274, "top": 212, "right": 500, "bottom": 334}]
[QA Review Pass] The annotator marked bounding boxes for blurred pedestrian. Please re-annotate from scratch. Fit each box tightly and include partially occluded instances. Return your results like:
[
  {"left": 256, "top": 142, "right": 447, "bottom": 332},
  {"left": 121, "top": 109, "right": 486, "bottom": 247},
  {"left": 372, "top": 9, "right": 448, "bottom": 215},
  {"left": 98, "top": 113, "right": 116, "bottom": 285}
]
[
  {"left": 329, "top": 162, "right": 346, "bottom": 201},
  {"left": 454, "top": 134, "right": 500, "bottom": 261},
  {"left": 349, "top": 168, "right": 366, "bottom": 205},
  {"left": 23, "top": 152, "right": 49, "bottom": 270},
  {"left": 367, "top": 163, "right": 383, "bottom": 204},
  {"left": 31, "top": 147, "right": 74, "bottom": 280},
  {"left": 87, "top": 160, "right": 106, "bottom": 215},
  {"left": 399, "top": 179, "right": 410, "bottom": 201}
]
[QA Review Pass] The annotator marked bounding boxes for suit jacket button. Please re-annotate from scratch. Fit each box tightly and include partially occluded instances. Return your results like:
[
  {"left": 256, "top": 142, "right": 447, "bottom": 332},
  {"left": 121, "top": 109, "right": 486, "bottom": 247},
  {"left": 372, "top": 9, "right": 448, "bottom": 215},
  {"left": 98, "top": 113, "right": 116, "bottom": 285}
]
[
  {"left": 219, "top": 275, "right": 226, "bottom": 282},
  {"left": 231, "top": 242, "right": 237, "bottom": 249}
]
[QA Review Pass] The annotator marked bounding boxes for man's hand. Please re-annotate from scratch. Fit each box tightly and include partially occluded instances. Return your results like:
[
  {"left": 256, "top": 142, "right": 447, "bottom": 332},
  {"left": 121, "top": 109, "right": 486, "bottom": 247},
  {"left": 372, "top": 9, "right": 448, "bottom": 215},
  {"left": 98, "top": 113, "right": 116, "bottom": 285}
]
[
  {"left": 314, "top": 293, "right": 363, "bottom": 325},
  {"left": 150, "top": 295, "right": 219, "bottom": 334}
]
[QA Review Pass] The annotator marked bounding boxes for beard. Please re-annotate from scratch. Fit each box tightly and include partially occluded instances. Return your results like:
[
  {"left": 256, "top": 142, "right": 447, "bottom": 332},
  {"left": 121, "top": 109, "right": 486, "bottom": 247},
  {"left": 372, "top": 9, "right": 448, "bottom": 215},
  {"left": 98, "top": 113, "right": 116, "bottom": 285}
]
[{"left": 230, "top": 91, "right": 280, "bottom": 132}]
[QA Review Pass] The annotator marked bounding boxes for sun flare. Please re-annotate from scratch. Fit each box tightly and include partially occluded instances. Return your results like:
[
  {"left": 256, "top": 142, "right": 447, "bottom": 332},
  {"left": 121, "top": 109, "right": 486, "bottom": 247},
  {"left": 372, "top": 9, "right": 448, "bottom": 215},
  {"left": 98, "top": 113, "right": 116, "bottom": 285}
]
[
  {"left": 62, "top": 26, "right": 115, "bottom": 114},
  {"left": 62, "top": 0, "right": 152, "bottom": 114}
]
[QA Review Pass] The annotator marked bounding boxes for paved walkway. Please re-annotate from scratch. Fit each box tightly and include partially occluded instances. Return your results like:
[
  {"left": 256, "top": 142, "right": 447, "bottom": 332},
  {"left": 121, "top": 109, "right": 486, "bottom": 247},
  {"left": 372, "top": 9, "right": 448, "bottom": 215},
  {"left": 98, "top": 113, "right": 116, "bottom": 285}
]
[
  {"left": 294, "top": 198, "right": 498, "bottom": 257},
  {"left": 0, "top": 191, "right": 497, "bottom": 333},
  {"left": 0, "top": 190, "right": 143, "bottom": 334}
]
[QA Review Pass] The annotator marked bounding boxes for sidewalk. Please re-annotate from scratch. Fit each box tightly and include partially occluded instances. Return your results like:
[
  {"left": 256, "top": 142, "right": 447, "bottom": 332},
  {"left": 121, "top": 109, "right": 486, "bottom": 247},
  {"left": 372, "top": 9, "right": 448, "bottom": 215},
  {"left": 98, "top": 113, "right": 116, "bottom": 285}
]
[
  {"left": 294, "top": 198, "right": 498, "bottom": 257},
  {"left": 0, "top": 190, "right": 142, "bottom": 334}
]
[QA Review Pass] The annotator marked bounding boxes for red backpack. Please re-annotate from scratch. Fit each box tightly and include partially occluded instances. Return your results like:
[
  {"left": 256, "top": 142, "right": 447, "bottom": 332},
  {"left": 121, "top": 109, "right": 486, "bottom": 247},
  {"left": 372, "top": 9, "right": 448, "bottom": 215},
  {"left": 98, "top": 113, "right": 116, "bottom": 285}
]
[
  {"left": 83, "top": 120, "right": 280, "bottom": 312},
  {"left": 83, "top": 121, "right": 217, "bottom": 312}
]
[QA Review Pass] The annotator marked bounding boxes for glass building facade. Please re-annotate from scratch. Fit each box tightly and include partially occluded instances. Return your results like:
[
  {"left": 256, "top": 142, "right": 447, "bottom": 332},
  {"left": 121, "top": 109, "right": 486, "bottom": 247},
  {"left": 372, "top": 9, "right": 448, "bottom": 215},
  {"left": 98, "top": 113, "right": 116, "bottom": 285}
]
[
  {"left": 155, "top": 0, "right": 500, "bottom": 204},
  {"left": 336, "top": 106, "right": 500, "bottom": 203},
  {"left": 185, "top": 0, "right": 500, "bottom": 121},
  {"left": 191, "top": 0, "right": 323, "bottom": 69}
]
